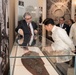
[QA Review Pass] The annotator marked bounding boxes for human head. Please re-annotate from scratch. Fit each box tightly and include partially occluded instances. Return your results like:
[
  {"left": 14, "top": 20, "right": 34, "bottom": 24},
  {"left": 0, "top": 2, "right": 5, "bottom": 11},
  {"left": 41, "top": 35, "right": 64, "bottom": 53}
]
[
  {"left": 68, "top": 19, "right": 74, "bottom": 26},
  {"left": 23, "top": 12, "right": 32, "bottom": 23},
  {"left": 59, "top": 17, "right": 65, "bottom": 24},
  {"left": 43, "top": 18, "right": 54, "bottom": 31},
  {"left": 74, "top": 14, "right": 76, "bottom": 22}
]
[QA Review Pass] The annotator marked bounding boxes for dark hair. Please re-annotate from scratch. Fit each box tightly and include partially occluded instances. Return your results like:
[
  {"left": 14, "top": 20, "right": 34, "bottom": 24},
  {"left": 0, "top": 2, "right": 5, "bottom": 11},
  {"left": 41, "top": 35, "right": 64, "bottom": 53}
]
[
  {"left": 43, "top": 18, "right": 54, "bottom": 26},
  {"left": 75, "top": 14, "right": 76, "bottom": 16},
  {"left": 60, "top": 17, "right": 65, "bottom": 20},
  {"left": 69, "top": 19, "right": 74, "bottom": 24}
]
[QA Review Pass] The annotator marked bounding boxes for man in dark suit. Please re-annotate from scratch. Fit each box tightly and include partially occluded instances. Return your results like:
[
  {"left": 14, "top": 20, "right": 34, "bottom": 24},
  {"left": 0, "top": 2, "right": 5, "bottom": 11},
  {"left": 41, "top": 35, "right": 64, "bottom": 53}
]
[
  {"left": 56, "top": 17, "right": 69, "bottom": 35},
  {"left": 15, "top": 12, "right": 38, "bottom": 46}
]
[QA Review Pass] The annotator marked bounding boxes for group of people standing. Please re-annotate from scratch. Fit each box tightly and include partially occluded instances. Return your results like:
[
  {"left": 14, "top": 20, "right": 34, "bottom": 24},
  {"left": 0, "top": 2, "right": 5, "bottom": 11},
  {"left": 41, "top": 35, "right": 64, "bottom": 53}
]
[
  {"left": 56, "top": 17, "right": 74, "bottom": 35},
  {"left": 56, "top": 14, "right": 76, "bottom": 50},
  {"left": 43, "top": 14, "right": 76, "bottom": 63},
  {"left": 15, "top": 12, "right": 76, "bottom": 64}
]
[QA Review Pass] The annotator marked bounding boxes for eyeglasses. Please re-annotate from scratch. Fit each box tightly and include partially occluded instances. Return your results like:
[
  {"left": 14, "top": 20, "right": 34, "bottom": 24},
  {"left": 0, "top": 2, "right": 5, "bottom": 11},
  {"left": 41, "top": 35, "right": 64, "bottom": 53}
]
[{"left": 25, "top": 17, "right": 32, "bottom": 20}]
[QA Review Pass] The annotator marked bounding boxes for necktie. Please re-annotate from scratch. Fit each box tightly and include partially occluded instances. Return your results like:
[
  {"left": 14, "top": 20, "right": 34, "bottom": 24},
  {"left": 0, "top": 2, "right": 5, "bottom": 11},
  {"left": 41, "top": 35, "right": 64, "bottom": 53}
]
[
  {"left": 27, "top": 23, "right": 32, "bottom": 35},
  {"left": 27, "top": 23, "right": 32, "bottom": 46}
]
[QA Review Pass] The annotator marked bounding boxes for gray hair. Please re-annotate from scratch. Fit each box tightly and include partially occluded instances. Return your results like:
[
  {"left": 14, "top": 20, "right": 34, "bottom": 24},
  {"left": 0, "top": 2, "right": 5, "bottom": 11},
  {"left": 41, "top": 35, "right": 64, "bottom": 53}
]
[{"left": 23, "top": 12, "right": 32, "bottom": 18}]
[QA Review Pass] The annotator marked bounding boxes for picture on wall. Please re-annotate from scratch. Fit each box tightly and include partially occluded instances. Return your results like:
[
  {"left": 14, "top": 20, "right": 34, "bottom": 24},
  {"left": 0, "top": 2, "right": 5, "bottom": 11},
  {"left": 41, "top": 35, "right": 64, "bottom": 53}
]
[
  {"left": 19, "top": 0, "right": 24, "bottom": 6},
  {"left": 47, "top": 0, "right": 72, "bottom": 24}
]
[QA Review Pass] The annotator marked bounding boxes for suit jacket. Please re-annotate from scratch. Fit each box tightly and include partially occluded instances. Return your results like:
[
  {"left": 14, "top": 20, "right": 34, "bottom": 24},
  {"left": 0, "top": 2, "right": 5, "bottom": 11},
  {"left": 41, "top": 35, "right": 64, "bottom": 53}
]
[
  {"left": 68, "top": 25, "right": 72, "bottom": 35},
  {"left": 56, "top": 24, "right": 69, "bottom": 35},
  {"left": 15, "top": 20, "right": 37, "bottom": 46}
]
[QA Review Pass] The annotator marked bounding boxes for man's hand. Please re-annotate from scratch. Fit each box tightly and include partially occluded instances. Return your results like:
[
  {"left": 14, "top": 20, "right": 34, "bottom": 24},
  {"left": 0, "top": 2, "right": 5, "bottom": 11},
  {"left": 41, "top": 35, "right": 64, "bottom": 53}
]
[
  {"left": 18, "top": 29, "right": 24, "bottom": 37},
  {"left": 34, "top": 30, "right": 38, "bottom": 34},
  {"left": 72, "top": 50, "right": 76, "bottom": 53},
  {"left": 43, "top": 46, "right": 52, "bottom": 53},
  {"left": 17, "top": 29, "right": 24, "bottom": 44}
]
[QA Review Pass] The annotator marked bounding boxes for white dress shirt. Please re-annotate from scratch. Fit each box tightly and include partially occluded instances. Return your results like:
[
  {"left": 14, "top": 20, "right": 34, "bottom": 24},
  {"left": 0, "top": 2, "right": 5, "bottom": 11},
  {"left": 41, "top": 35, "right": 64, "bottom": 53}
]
[
  {"left": 60, "top": 24, "right": 64, "bottom": 28},
  {"left": 51, "top": 26, "right": 75, "bottom": 63},
  {"left": 51, "top": 26, "right": 75, "bottom": 51},
  {"left": 69, "top": 22, "right": 76, "bottom": 47}
]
